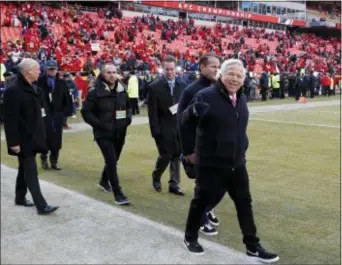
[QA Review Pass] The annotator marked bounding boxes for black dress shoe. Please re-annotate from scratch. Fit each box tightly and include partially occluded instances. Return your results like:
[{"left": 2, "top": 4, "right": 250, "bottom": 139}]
[
  {"left": 152, "top": 179, "right": 162, "bottom": 192},
  {"left": 37, "top": 205, "right": 59, "bottom": 215},
  {"left": 41, "top": 159, "right": 49, "bottom": 170},
  {"left": 169, "top": 187, "right": 185, "bottom": 196},
  {"left": 51, "top": 162, "right": 62, "bottom": 170},
  {"left": 15, "top": 199, "right": 35, "bottom": 207}
]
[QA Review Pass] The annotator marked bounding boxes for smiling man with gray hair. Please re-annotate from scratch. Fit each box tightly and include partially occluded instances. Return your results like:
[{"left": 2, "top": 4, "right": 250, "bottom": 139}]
[{"left": 180, "top": 59, "right": 279, "bottom": 263}]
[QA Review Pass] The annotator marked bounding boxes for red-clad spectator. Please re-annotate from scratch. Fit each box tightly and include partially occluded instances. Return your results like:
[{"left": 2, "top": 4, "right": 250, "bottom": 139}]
[
  {"left": 74, "top": 73, "right": 89, "bottom": 100},
  {"left": 98, "top": 8, "right": 104, "bottom": 19}
]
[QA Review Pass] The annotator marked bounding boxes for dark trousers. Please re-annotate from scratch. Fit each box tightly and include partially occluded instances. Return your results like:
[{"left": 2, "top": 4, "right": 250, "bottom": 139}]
[
  {"left": 15, "top": 156, "right": 47, "bottom": 211},
  {"left": 41, "top": 150, "right": 59, "bottom": 163},
  {"left": 152, "top": 138, "right": 180, "bottom": 189},
  {"left": 309, "top": 86, "right": 315, "bottom": 98},
  {"left": 194, "top": 179, "right": 226, "bottom": 225},
  {"left": 280, "top": 86, "right": 285, "bottom": 99},
  {"left": 185, "top": 165, "right": 260, "bottom": 247},
  {"left": 322, "top": 86, "right": 331, "bottom": 96},
  {"left": 295, "top": 86, "right": 306, "bottom": 100},
  {"left": 96, "top": 138, "right": 121, "bottom": 194},
  {"left": 129, "top": 98, "right": 139, "bottom": 115},
  {"left": 100, "top": 132, "right": 126, "bottom": 184},
  {"left": 272, "top": 89, "right": 280, "bottom": 98},
  {"left": 261, "top": 88, "right": 267, "bottom": 101}
]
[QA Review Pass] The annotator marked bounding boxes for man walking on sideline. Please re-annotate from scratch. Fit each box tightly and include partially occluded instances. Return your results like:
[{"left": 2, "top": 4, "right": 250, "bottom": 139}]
[
  {"left": 177, "top": 53, "right": 224, "bottom": 236},
  {"left": 147, "top": 56, "right": 187, "bottom": 195},
  {"left": 37, "top": 60, "right": 73, "bottom": 170},
  {"left": 81, "top": 64, "right": 132, "bottom": 205},
  {"left": 3, "top": 58, "right": 59, "bottom": 215},
  {"left": 180, "top": 59, "right": 279, "bottom": 263}
]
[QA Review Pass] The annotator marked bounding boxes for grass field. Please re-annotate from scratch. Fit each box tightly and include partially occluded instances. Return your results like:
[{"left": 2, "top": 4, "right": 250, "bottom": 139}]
[{"left": 1, "top": 97, "right": 340, "bottom": 264}]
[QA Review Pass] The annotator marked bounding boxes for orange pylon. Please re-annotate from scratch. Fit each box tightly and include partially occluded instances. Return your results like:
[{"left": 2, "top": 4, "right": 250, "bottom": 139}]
[{"left": 298, "top": 97, "right": 307, "bottom": 103}]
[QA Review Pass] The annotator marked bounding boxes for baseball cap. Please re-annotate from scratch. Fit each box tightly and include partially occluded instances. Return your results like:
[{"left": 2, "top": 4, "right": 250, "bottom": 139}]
[{"left": 46, "top": 60, "right": 58, "bottom": 69}]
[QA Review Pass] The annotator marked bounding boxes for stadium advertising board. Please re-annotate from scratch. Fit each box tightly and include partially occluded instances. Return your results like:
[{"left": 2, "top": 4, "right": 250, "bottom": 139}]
[{"left": 142, "top": 1, "right": 306, "bottom": 26}]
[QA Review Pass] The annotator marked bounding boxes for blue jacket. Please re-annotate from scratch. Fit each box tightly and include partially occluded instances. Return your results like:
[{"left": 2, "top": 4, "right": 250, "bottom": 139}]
[
  {"left": 180, "top": 79, "right": 249, "bottom": 172},
  {"left": 177, "top": 74, "right": 212, "bottom": 155},
  {"left": 260, "top": 72, "right": 269, "bottom": 89}
]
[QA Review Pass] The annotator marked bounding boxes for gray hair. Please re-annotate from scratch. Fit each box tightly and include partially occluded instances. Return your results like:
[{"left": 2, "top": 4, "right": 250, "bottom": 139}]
[
  {"left": 17, "top": 58, "right": 39, "bottom": 74},
  {"left": 220, "top": 59, "right": 246, "bottom": 80}
]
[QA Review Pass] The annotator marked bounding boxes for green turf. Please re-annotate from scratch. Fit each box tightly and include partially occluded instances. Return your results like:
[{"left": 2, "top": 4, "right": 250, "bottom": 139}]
[
  {"left": 252, "top": 108, "right": 340, "bottom": 126},
  {"left": 1, "top": 104, "right": 340, "bottom": 264}
]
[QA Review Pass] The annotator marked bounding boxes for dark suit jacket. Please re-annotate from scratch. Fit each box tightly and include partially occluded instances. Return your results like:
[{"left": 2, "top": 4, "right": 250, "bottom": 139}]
[
  {"left": 147, "top": 76, "right": 186, "bottom": 155},
  {"left": 177, "top": 74, "right": 212, "bottom": 156}
]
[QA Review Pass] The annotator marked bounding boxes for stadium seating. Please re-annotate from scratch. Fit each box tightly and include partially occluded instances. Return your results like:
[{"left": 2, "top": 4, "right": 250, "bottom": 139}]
[{"left": 0, "top": 2, "right": 340, "bottom": 76}]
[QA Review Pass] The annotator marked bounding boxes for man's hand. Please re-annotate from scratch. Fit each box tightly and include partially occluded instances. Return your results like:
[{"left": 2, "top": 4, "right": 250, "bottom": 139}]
[
  {"left": 192, "top": 97, "right": 209, "bottom": 117},
  {"left": 10, "top": 145, "right": 20, "bottom": 154},
  {"left": 184, "top": 153, "right": 196, "bottom": 164}
]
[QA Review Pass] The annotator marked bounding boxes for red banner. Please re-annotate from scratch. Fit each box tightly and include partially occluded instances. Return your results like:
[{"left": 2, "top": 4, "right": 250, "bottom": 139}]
[
  {"left": 337, "top": 24, "right": 341, "bottom": 30},
  {"left": 142, "top": 1, "right": 306, "bottom": 27}
]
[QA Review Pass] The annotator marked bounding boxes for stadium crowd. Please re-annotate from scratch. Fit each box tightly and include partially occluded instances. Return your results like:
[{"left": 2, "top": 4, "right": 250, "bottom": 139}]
[{"left": 1, "top": 2, "right": 341, "bottom": 103}]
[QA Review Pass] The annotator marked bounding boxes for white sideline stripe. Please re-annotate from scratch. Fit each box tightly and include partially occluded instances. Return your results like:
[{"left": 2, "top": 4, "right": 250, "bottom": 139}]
[
  {"left": 0, "top": 164, "right": 258, "bottom": 264},
  {"left": 297, "top": 110, "right": 340, "bottom": 114},
  {"left": 251, "top": 118, "right": 340, "bottom": 128}
]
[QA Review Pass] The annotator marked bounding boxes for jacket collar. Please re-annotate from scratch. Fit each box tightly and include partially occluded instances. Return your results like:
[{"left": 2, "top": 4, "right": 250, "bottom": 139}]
[
  {"left": 95, "top": 77, "right": 126, "bottom": 97},
  {"left": 199, "top": 74, "right": 213, "bottom": 87},
  {"left": 17, "top": 73, "right": 39, "bottom": 95}
]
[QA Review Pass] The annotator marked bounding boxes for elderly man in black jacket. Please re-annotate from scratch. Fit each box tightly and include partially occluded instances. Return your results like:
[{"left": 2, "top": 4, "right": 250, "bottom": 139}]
[
  {"left": 3, "top": 58, "right": 59, "bottom": 215},
  {"left": 147, "top": 55, "right": 186, "bottom": 195},
  {"left": 180, "top": 59, "right": 279, "bottom": 263},
  {"left": 81, "top": 63, "right": 132, "bottom": 205},
  {"left": 177, "top": 53, "right": 224, "bottom": 236},
  {"left": 37, "top": 60, "right": 73, "bottom": 170}
]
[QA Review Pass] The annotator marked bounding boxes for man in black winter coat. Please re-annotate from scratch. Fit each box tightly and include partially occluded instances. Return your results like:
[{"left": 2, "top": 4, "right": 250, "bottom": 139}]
[
  {"left": 37, "top": 60, "right": 73, "bottom": 170},
  {"left": 147, "top": 56, "right": 187, "bottom": 195},
  {"left": 180, "top": 59, "right": 279, "bottom": 264},
  {"left": 177, "top": 53, "right": 224, "bottom": 236},
  {"left": 260, "top": 71, "right": 269, "bottom": 101},
  {"left": 3, "top": 58, "right": 59, "bottom": 215},
  {"left": 81, "top": 64, "right": 132, "bottom": 205}
]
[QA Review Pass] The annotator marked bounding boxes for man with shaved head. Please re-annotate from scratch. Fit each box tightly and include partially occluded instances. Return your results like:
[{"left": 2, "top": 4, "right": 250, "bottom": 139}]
[
  {"left": 3, "top": 58, "right": 59, "bottom": 215},
  {"left": 82, "top": 63, "right": 132, "bottom": 205}
]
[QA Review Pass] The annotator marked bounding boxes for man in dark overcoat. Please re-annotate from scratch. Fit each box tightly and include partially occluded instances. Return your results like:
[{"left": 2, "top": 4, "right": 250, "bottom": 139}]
[
  {"left": 37, "top": 60, "right": 72, "bottom": 170},
  {"left": 3, "top": 58, "right": 59, "bottom": 214}
]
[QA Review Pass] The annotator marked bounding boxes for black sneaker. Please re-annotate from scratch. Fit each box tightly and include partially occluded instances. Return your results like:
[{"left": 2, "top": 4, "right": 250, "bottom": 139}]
[
  {"left": 114, "top": 192, "right": 131, "bottom": 205},
  {"left": 246, "top": 245, "right": 279, "bottom": 263},
  {"left": 183, "top": 239, "right": 204, "bottom": 255},
  {"left": 41, "top": 159, "right": 48, "bottom": 170},
  {"left": 207, "top": 210, "right": 220, "bottom": 226},
  {"left": 199, "top": 224, "right": 218, "bottom": 236},
  {"left": 97, "top": 182, "right": 112, "bottom": 192}
]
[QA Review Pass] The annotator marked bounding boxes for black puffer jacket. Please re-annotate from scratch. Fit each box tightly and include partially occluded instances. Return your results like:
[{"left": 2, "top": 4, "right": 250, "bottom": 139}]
[{"left": 81, "top": 77, "right": 132, "bottom": 140}]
